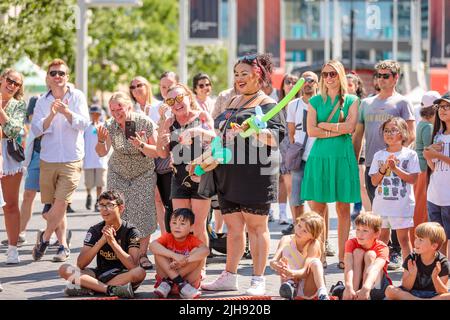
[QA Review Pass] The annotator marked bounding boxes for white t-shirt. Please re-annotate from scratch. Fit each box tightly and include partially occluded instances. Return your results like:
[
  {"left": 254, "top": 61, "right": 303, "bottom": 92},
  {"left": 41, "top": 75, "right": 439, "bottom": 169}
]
[
  {"left": 83, "top": 123, "right": 108, "bottom": 169},
  {"left": 427, "top": 132, "right": 450, "bottom": 206},
  {"left": 146, "top": 99, "right": 162, "bottom": 124},
  {"left": 286, "top": 98, "right": 316, "bottom": 161},
  {"left": 369, "top": 147, "right": 421, "bottom": 217}
]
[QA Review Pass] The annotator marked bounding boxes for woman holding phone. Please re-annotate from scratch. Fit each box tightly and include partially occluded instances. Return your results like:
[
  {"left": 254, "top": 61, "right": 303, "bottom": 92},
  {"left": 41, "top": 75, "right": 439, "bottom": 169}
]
[{"left": 96, "top": 91, "right": 159, "bottom": 269}]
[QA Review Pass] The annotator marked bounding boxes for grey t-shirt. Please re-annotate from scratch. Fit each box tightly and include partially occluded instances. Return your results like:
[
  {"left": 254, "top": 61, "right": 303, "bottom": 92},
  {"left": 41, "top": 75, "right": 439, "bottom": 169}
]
[{"left": 359, "top": 93, "right": 415, "bottom": 166}]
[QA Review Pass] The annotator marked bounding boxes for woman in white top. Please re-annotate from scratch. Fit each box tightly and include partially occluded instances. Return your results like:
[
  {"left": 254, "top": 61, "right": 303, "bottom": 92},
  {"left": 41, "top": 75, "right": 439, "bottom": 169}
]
[
  {"left": 193, "top": 73, "right": 215, "bottom": 114},
  {"left": 129, "top": 76, "right": 161, "bottom": 121}
]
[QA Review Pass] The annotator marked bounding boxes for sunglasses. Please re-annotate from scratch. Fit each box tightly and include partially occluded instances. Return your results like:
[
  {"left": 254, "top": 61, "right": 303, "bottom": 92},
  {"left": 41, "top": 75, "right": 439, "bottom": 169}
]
[
  {"left": 436, "top": 103, "right": 450, "bottom": 111},
  {"left": 130, "top": 83, "right": 146, "bottom": 90},
  {"left": 304, "top": 77, "right": 316, "bottom": 84},
  {"left": 239, "top": 54, "right": 257, "bottom": 63},
  {"left": 165, "top": 93, "right": 187, "bottom": 106},
  {"left": 284, "top": 79, "right": 298, "bottom": 86},
  {"left": 321, "top": 71, "right": 338, "bottom": 79},
  {"left": 383, "top": 129, "right": 400, "bottom": 136},
  {"left": 5, "top": 77, "right": 22, "bottom": 88},
  {"left": 197, "top": 83, "right": 211, "bottom": 89},
  {"left": 49, "top": 70, "right": 67, "bottom": 77},
  {"left": 376, "top": 73, "right": 394, "bottom": 79}
]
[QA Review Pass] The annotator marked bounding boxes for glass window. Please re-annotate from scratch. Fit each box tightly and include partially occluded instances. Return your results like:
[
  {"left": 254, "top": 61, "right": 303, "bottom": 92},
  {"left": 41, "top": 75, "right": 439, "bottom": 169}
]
[{"left": 284, "top": 0, "right": 321, "bottom": 39}]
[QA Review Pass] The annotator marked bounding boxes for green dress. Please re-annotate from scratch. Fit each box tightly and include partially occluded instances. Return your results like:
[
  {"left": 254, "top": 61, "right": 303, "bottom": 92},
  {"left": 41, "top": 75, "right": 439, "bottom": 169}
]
[{"left": 301, "top": 94, "right": 361, "bottom": 203}]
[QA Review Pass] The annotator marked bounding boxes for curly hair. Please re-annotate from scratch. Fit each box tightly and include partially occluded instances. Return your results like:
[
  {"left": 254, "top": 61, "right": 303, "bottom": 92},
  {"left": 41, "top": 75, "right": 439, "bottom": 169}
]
[
  {"left": 0, "top": 68, "right": 25, "bottom": 101},
  {"left": 234, "top": 53, "right": 274, "bottom": 87}
]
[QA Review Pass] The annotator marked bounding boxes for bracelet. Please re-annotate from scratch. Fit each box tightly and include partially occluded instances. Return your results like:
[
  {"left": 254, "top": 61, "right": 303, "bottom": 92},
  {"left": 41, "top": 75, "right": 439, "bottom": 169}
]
[
  {"left": 336, "top": 123, "right": 340, "bottom": 132},
  {"left": 98, "top": 140, "right": 105, "bottom": 144},
  {"left": 378, "top": 168, "right": 386, "bottom": 175}
]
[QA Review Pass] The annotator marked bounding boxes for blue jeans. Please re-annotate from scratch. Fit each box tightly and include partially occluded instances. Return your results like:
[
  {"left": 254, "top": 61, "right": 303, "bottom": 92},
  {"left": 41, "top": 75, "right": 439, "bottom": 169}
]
[{"left": 427, "top": 201, "right": 450, "bottom": 239}]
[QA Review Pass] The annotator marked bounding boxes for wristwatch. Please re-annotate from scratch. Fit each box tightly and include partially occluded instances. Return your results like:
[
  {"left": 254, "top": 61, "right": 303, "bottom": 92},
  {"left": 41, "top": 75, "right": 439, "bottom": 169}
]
[{"left": 139, "top": 142, "right": 145, "bottom": 150}]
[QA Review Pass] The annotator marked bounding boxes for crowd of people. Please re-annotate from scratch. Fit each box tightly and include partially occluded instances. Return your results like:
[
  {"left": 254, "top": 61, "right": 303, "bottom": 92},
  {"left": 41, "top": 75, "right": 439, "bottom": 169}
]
[{"left": 1, "top": 54, "right": 450, "bottom": 300}]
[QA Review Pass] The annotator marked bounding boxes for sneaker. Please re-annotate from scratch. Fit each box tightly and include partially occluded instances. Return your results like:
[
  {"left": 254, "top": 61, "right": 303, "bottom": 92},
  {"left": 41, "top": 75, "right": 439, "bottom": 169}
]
[
  {"left": 268, "top": 209, "right": 275, "bottom": 222},
  {"left": 201, "top": 271, "right": 238, "bottom": 291},
  {"left": 32, "top": 231, "right": 49, "bottom": 261},
  {"left": 281, "top": 224, "right": 294, "bottom": 235},
  {"left": 154, "top": 280, "right": 172, "bottom": 298},
  {"left": 279, "top": 280, "right": 296, "bottom": 300},
  {"left": 6, "top": 247, "right": 20, "bottom": 264},
  {"left": 350, "top": 209, "right": 360, "bottom": 222},
  {"left": 50, "top": 229, "right": 72, "bottom": 248},
  {"left": 318, "top": 293, "right": 330, "bottom": 300},
  {"left": 246, "top": 277, "right": 266, "bottom": 296},
  {"left": 86, "top": 194, "right": 92, "bottom": 210},
  {"left": 330, "top": 281, "right": 345, "bottom": 300},
  {"left": 53, "top": 246, "right": 70, "bottom": 262},
  {"left": 66, "top": 204, "right": 75, "bottom": 213},
  {"left": 109, "top": 283, "right": 134, "bottom": 299},
  {"left": 1, "top": 234, "right": 27, "bottom": 247},
  {"left": 179, "top": 282, "right": 201, "bottom": 299},
  {"left": 325, "top": 240, "right": 336, "bottom": 257},
  {"left": 388, "top": 251, "right": 402, "bottom": 270},
  {"left": 64, "top": 285, "right": 95, "bottom": 297}
]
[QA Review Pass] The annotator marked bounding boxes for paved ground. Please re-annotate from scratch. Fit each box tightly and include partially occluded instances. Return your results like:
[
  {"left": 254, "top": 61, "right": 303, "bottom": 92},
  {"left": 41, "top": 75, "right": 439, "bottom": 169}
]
[{"left": 0, "top": 182, "right": 404, "bottom": 300}]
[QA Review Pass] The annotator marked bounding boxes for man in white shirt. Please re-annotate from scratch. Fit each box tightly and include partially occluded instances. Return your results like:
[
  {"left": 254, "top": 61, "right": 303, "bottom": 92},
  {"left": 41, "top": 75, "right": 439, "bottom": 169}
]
[{"left": 31, "top": 59, "right": 90, "bottom": 262}]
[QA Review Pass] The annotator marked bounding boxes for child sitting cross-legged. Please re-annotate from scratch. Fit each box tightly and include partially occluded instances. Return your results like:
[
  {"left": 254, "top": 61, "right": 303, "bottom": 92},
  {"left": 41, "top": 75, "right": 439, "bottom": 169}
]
[
  {"left": 149, "top": 208, "right": 209, "bottom": 299},
  {"left": 385, "top": 222, "right": 450, "bottom": 300},
  {"left": 331, "top": 212, "right": 392, "bottom": 300},
  {"left": 270, "top": 212, "right": 329, "bottom": 300}
]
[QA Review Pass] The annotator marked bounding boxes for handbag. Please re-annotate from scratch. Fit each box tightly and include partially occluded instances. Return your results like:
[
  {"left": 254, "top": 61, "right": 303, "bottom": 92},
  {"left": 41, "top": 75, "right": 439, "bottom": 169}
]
[
  {"left": 284, "top": 101, "right": 308, "bottom": 171},
  {"left": 7, "top": 138, "right": 25, "bottom": 162},
  {"left": 197, "top": 170, "right": 217, "bottom": 199}
]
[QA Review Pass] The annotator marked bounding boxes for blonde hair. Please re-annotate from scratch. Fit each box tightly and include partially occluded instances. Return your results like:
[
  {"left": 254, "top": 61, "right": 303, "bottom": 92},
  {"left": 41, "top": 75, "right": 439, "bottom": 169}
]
[
  {"left": 375, "top": 60, "right": 401, "bottom": 76},
  {"left": 1, "top": 68, "right": 24, "bottom": 101},
  {"left": 319, "top": 60, "right": 348, "bottom": 122},
  {"left": 380, "top": 117, "right": 409, "bottom": 145},
  {"left": 109, "top": 91, "right": 133, "bottom": 110},
  {"left": 416, "top": 222, "right": 447, "bottom": 249},
  {"left": 296, "top": 211, "right": 325, "bottom": 241},
  {"left": 355, "top": 212, "right": 382, "bottom": 233},
  {"left": 47, "top": 58, "right": 70, "bottom": 74},
  {"left": 167, "top": 83, "right": 199, "bottom": 111},
  {"left": 129, "top": 76, "right": 154, "bottom": 105}
]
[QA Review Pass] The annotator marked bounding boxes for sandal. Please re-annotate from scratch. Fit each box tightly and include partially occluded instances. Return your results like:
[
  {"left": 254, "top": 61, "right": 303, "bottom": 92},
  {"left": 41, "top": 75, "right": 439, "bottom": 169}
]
[
  {"left": 139, "top": 255, "right": 153, "bottom": 270},
  {"left": 337, "top": 261, "right": 345, "bottom": 270}
]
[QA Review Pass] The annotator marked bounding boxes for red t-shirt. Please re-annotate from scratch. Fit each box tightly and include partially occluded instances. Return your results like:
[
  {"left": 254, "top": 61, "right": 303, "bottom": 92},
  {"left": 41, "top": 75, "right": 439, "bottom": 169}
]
[
  {"left": 345, "top": 238, "right": 391, "bottom": 281},
  {"left": 157, "top": 233, "right": 203, "bottom": 256}
]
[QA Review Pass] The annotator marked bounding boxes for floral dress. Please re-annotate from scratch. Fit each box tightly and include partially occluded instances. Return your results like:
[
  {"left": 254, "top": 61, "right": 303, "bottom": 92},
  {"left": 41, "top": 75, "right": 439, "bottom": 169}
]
[{"left": 105, "top": 112, "right": 156, "bottom": 238}]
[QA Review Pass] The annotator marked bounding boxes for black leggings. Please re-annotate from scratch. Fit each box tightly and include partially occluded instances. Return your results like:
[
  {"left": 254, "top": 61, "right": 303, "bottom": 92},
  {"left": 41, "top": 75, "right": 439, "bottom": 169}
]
[{"left": 156, "top": 172, "right": 173, "bottom": 233}]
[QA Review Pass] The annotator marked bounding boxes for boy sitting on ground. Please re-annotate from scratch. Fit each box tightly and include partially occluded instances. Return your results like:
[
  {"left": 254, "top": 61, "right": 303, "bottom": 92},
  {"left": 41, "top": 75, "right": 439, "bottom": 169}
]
[
  {"left": 150, "top": 208, "right": 209, "bottom": 299},
  {"left": 385, "top": 222, "right": 450, "bottom": 300},
  {"left": 331, "top": 213, "right": 392, "bottom": 300},
  {"left": 59, "top": 190, "right": 146, "bottom": 298}
]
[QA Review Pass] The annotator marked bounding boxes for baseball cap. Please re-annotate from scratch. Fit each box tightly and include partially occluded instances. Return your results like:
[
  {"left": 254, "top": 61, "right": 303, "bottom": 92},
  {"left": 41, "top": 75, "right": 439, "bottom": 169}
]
[
  {"left": 421, "top": 91, "right": 441, "bottom": 108},
  {"left": 89, "top": 106, "right": 102, "bottom": 114},
  {"left": 433, "top": 91, "right": 450, "bottom": 105}
]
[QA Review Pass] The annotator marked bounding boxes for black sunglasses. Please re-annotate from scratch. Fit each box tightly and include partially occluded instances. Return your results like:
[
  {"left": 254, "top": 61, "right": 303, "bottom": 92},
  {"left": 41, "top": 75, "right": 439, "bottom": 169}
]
[
  {"left": 239, "top": 54, "right": 257, "bottom": 63},
  {"left": 5, "top": 77, "right": 22, "bottom": 88},
  {"left": 376, "top": 73, "right": 395, "bottom": 79},
  {"left": 304, "top": 77, "right": 316, "bottom": 84},
  {"left": 130, "top": 83, "right": 146, "bottom": 90},
  {"left": 49, "top": 70, "right": 67, "bottom": 77},
  {"left": 197, "top": 83, "right": 211, "bottom": 89}
]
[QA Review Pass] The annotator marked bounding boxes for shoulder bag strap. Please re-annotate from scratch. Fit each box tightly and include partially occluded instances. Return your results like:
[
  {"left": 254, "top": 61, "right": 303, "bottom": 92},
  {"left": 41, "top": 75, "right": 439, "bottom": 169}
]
[{"left": 326, "top": 98, "right": 341, "bottom": 123}]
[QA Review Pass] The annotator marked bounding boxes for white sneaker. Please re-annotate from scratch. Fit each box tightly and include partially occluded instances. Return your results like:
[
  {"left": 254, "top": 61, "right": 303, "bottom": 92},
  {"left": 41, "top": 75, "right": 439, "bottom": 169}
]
[
  {"left": 201, "top": 271, "right": 238, "bottom": 291},
  {"left": 246, "top": 277, "right": 266, "bottom": 296},
  {"left": 179, "top": 282, "right": 201, "bottom": 299},
  {"left": 154, "top": 280, "right": 172, "bottom": 298},
  {"left": 6, "top": 247, "right": 20, "bottom": 264}
]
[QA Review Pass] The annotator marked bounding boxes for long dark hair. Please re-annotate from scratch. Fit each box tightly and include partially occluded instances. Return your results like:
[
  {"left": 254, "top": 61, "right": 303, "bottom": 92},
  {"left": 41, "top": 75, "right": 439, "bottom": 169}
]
[
  {"left": 279, "top": 73, "right": 300, "bottom": 102},
  {"left": 234, "top": 53, "right": 274, "bottom": 88},
  {"left": 431, "top": 109, "right": 448, "bottom": 143}
]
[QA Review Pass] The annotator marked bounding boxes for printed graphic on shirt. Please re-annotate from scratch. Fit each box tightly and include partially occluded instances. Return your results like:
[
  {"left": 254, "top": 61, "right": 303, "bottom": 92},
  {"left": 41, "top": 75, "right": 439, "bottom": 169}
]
[
  {"left": 433, "top": 137, "right": 450, "bottom": 172},
  {"left": 376, "top": 158, "right": 409, "bottom": 200}
]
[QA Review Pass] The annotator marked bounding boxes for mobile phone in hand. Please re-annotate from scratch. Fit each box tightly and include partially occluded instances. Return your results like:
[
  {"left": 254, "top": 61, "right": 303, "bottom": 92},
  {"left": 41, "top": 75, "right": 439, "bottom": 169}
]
[{"left": 125, "top": 120, "right": 137, "bottom": 140}]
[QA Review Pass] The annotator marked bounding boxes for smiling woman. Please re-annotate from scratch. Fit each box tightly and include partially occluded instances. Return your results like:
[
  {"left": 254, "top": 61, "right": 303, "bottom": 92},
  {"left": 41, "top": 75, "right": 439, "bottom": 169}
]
[{"left": 0, "top": 68, "right": 27, "bottom": 265}]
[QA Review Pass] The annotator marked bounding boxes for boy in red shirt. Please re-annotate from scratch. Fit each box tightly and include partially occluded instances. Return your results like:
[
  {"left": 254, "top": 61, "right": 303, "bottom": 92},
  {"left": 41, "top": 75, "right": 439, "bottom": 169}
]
[
  {"left": 331, "top": 213, "right": 391, "bottom": 300},
  {"left": 149, "top": 208, "right": 209, "bottom": 299}
]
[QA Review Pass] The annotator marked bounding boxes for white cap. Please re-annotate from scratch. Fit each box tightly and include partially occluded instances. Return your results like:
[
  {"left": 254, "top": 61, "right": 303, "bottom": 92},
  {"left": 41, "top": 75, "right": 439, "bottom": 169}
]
[{"left": 421, "top": 91, "right": 441, "bottom": 108}]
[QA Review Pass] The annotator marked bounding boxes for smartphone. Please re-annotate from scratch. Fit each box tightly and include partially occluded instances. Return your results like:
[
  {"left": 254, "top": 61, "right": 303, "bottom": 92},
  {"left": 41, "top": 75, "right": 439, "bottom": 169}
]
[{"left": 125, "top": 120, "right": 137, "bottom": 139}]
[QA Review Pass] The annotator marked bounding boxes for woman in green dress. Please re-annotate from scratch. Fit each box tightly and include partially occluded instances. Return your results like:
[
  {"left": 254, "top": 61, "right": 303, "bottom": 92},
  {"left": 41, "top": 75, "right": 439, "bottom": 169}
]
[{"left": 301, "top": 60, "right": 360, "bottom": 267}]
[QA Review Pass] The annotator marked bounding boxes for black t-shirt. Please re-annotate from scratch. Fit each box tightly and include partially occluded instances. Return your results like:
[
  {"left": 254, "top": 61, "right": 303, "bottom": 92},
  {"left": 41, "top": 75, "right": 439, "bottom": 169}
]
[
  {"left": 213, "top": 103, "right": 285, "bottom": 205},
  {"left": 84, "top": 221, "right": 140, "bottom": 273},
  {"left": 169, "top": 117, "right": 205, "bottom": 183},
  {"left": 403, "top": 252, "right": 450, "bottom": 292}
]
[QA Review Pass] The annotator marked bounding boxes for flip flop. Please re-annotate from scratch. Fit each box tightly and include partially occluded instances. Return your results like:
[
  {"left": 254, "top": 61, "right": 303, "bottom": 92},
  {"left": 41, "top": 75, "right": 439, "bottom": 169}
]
[{"left": 140, "top": 255, "right": 153, "bottom": 270}]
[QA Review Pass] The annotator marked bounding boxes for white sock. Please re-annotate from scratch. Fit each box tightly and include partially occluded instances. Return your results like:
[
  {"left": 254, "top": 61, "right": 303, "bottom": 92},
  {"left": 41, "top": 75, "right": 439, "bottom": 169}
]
[
  {"left": 317, "top": 286, "right": 328, "bottom": 297},
  {"left": 252, "top": 275, "right": 265, "bottom": 282},
  {"left": 19, "top": 231, "right": 26, "bottom": 238},
  {"left": 8, "top": 245, "right": 17, "bottom": 251},
  {"left": 278, "top": 203, "right": 287, "bottom": 220}
]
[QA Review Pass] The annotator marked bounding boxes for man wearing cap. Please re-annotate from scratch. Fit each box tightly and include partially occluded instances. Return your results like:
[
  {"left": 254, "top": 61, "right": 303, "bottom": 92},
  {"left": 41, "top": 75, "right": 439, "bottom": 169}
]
[
  {"left": 412, "top": 91, "right": 441, "bottom": 241},
  {"left": 83, "top": 106, "right": 108, "bottom": 212},
  {"left": 353, "top": 60, "right": 416, "bottom": 270}
]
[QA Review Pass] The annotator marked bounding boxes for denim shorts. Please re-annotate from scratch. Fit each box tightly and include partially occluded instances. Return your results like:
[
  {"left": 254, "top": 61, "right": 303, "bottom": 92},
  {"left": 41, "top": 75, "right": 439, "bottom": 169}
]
[
  {"left": 24, "top": 151, "right": 40, "bottom": 192},
  {"left": 290, "top": 160, "right": 306, "bottom": 207},
  {"left": 399, "top": 286, "right": 438, "bottom": 299},
  {"left": 427, "top": 201, "right": 450, "bottom": 238}
]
